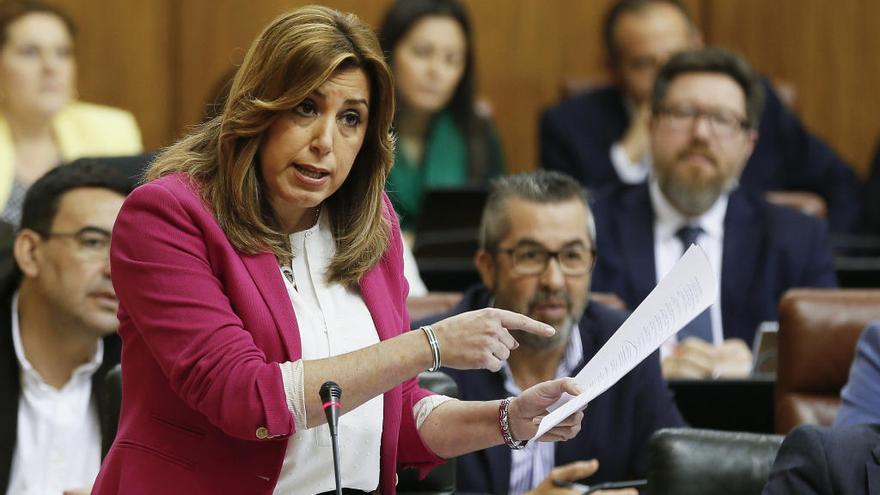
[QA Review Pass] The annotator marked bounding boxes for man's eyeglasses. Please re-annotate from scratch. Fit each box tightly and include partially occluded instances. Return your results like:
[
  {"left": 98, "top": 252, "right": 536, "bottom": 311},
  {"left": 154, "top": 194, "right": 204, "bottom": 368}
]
[
  {"left": 492, "top": 243, "right": 596, "bottom": 276},
  {"left": 655, "top": 104, "right": 750, "bottom": 138},
  {"left": 38, "top": 226, "right": 112, "bottom": 260}
]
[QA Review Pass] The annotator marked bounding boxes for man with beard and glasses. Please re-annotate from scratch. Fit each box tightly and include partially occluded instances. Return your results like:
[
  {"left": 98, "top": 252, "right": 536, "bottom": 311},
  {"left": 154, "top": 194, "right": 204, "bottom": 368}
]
[
  {"left": 540, "top": 0, "right": 861, "bottom": 235},
  {"left": 415, "top": 170, "right": 684, "bottom": 494},
  {"left": 0, "top": 160, "right": 131, "bottom": 495},
  {"left": 590, "top": 48, "right": 838, "bottom": 380}
]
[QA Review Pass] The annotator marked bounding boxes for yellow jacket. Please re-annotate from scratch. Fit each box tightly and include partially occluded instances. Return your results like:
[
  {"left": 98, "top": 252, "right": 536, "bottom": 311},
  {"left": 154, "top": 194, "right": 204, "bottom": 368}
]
[{"left": 0, "top": 101, "right": 143, "bottom": 207}]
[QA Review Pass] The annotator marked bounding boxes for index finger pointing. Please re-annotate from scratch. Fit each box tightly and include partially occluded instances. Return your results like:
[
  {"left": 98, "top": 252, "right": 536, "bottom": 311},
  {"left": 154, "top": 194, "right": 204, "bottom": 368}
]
[{"left": 494, "top": 309, "right": 555, "bottom": 337}]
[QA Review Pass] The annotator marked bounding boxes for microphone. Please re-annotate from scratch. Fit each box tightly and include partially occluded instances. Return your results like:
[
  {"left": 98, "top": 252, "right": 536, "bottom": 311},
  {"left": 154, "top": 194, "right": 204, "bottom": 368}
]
[
  {"left": 319, "top": 381, "right": 343, "bottom": 495},
  {"left": 320, "top": 381, "right": 342, "bottom": 436}
]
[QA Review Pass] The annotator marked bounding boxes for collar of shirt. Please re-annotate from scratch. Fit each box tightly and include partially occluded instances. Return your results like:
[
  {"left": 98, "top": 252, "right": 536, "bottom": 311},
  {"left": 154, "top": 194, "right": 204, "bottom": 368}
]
[
  {"left": 500, "top": 322, "right": 584, "bottom": 396},
  {"left": 11, "top": 291, "right": 104, "bottom": 390},
  {"left": 649, "top": 178, "right": 729, "bottom": 244}
]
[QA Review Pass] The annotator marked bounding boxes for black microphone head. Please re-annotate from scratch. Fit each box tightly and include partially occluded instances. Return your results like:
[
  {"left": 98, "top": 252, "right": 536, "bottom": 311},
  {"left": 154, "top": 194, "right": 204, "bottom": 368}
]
[{"left": 320, "top": 381, "right": 342, "bottom": 403}]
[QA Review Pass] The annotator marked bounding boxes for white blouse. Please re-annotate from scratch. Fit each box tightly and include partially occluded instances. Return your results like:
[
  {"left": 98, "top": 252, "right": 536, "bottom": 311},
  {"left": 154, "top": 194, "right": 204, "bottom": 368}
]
[
  {"left": 274, "top": 211, "right": 382, "bottom": 494},
  {"left": 273, "top": 211, "right": 452, "bottom": 494}
]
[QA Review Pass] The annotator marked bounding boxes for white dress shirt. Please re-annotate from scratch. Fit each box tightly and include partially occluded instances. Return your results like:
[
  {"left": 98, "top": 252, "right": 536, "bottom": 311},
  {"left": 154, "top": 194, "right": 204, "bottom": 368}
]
[
  {"left": 274, "top": 211, "right": 452, "bottom": 494},
  {"left": 7, "top": 293, "right": 104, "bottom": 495},
  {"left": 649, "top": 180, "right": 728, "bottom": 355}
]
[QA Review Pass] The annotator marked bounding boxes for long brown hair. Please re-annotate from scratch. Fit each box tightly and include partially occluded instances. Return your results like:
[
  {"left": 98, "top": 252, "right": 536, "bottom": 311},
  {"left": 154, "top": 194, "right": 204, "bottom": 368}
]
[{"left": 148, "top": 5, "right": 395, "bottom": 286}]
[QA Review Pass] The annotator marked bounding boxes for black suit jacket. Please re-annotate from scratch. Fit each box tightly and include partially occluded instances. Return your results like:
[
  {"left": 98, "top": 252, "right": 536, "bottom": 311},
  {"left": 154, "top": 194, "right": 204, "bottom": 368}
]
[
  {"left": 763, "top": 424, "right": 880, "bottom": 495},
  {"left": 540, "top": 83, "right": 862, "bottom": 233},
  {"left": 590, "top": 184, "right": 838, "bottom": 347},
  {"left": 0, "top": 270, "right": 121, "bottom": 492},
  {"left": 416, "top": 285, "right": 686, "bottom": 494}
]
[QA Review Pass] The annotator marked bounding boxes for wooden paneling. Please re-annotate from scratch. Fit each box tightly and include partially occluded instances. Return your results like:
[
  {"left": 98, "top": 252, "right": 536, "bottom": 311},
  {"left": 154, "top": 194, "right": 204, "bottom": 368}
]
[
  {"left": 53, "top": 0, "right": 175, "bottom": 151},
  {"left": 703, "top": 0, "right": 880, "bottom": 177},
  {"left": 462, "top": 0, "right": 607, "bottom": 172}
]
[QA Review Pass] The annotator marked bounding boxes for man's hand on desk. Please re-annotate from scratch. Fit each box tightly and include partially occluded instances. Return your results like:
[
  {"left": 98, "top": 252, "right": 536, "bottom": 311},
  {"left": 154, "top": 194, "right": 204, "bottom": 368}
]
[
  {"left": 662, "top": 337, "right": 753, "bottom": 379},
  {"left": 713, "top": 339, "right": 752, "bottom": 377},
  {"left": 662, "top": 338, "right": 715, "bottom": 378},
  {"left": 527, "top": 460, "right": 639, "bottom": 495}
]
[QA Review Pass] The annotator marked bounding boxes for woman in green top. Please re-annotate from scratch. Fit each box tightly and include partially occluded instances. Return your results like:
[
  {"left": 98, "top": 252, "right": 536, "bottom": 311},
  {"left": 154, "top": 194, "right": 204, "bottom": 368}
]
[{"left": 379, "top": 0, "right": 504, "bottom": 234}]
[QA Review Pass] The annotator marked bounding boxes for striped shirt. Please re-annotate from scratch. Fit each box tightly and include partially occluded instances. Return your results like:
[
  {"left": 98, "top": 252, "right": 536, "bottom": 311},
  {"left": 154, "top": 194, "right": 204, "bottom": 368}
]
[{"left": 502, "top": 324, "right": 584, "bottom": 494}]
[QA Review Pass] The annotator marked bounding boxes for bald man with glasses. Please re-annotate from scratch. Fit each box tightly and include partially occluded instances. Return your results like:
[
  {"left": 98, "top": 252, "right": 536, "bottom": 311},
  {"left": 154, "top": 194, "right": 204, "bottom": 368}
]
[
  {"left": 590, "top": 48, "right": 837, "bottom": 379},
  {"left": 416, "top": 170, "right": 684, "bottom": 495}
]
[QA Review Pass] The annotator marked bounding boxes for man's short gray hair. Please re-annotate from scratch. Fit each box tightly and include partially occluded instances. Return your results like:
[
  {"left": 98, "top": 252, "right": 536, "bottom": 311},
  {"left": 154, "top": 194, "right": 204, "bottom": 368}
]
[{"left": 479, "top": 170, "right": 596, "bottom": 251}]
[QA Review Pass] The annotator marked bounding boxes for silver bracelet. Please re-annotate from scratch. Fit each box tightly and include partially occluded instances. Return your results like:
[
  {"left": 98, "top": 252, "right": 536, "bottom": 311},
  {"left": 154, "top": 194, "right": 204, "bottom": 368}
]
[
  {"left": 420, "top": 325, "right": 441, "bottom": 372},
  {"left": 499, "top": 397, "right": 527, "bottom": 449}
]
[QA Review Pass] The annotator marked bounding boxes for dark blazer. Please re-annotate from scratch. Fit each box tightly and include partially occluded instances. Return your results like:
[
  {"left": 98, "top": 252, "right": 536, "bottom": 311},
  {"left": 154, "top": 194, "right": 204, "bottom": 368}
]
[
  {"left": 0, "top": 269, "right": 122, "bottom": 493},
  {"left": 540, "top": 83, "right": 862, "bottom": 233},
  {"left": 762, "top": 423, "right": 880, "bottom": 495},
  {"left": 590, "top": 184, "right": 838, "bottom": 348},
  {"left": 417, "top": 285, "right": 686, "bottom": 494}
]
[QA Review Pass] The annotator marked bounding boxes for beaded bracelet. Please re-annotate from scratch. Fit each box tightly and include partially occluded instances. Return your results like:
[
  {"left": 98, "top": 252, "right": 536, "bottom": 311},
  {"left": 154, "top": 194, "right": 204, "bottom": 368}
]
[
  {"left": 499, "top": 397, "right": 527, "bottom": 449},
  {"left": 420, "top": 325, "right": 441, "bottom": 372}
]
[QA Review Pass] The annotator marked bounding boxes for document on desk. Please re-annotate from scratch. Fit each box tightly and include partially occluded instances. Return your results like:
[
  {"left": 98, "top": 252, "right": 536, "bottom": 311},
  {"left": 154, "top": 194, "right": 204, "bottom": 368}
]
[{"left": 535, "top": 244, "right": 718, "bottom": 438}]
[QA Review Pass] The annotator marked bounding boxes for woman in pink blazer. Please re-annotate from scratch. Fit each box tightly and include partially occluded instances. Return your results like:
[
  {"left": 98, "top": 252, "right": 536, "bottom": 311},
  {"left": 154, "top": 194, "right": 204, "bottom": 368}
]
[{"left": 92, "top": 6, "right": 584, "bottom": 495}]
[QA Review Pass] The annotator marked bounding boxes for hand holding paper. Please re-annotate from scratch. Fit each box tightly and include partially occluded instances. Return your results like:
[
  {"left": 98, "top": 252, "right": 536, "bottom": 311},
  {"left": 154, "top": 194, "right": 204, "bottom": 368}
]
[
  {"left": 534, "top": 244, "right": 718, "bottom": 438},
  {"left": 508, "top": 378, "right": 586, "bottom": 443}
]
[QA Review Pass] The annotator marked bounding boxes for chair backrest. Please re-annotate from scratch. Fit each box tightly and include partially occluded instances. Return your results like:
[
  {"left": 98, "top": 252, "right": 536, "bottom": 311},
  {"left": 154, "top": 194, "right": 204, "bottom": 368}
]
[
  {"left": 775, "top": 288, "right": 880, "bottom": 434},
  {"left": 648, "top": 428, "right": 785, "bottom": 495}
]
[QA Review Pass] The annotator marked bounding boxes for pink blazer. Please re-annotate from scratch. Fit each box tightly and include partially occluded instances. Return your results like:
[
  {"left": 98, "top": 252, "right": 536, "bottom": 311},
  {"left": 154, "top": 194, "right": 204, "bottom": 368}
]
[{"left": 92, "top": 174, "right": 442, "bottom": 494}]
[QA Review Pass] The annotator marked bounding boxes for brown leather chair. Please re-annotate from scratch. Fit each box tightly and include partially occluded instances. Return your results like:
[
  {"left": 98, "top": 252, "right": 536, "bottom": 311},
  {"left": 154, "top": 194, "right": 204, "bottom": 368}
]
[{"left": 775, "top": 288, "right": 880, "bottom": 434}]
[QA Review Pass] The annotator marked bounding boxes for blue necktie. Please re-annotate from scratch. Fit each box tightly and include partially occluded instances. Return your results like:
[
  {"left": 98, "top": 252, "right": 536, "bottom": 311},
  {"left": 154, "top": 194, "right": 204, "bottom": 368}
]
[{"left": 675, "top": 225, "right": 713, "bottom": 343}]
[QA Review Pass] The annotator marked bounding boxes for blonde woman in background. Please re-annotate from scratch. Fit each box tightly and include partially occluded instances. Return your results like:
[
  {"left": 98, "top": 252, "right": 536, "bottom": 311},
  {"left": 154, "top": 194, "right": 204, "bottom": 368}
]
[{"left": 0, "top": 1, "right": 141, "bottom": 225}]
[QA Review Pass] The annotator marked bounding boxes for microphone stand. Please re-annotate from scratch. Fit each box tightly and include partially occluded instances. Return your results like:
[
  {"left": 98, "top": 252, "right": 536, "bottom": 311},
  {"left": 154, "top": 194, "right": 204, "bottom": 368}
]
[
  {"left": 320, "top": 381, "right": 343, "bottom": 495},
  {"left": 329, "top": 426, "right": 342, "bottom": 495}
]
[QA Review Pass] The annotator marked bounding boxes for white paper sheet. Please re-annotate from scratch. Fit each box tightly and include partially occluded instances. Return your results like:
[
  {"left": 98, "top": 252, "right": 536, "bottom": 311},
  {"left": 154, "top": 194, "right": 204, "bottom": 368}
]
[{"left": 534, "top": 244, "right": 718, "bottom": 438}]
